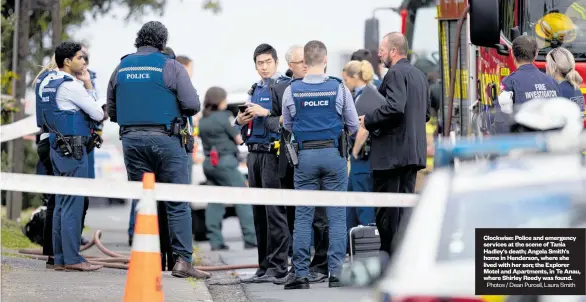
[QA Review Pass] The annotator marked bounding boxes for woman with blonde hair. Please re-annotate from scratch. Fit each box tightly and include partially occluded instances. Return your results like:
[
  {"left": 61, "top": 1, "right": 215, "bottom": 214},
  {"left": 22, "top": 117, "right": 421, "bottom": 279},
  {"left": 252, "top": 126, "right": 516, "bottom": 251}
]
[
  {"left": 546, "top": 47, "right": 585, "bottom": 118},
  {"left": 33, "top": 54, "right": 60, "bottom": 269},
  {"left": 341, "top": 60, "right": 377, "bottom": 231}
]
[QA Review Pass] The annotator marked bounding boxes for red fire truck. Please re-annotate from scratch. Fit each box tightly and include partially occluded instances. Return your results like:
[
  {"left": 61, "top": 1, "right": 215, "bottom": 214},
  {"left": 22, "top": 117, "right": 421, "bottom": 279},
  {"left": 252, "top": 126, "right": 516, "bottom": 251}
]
[{"left": 366, "top": 0, "right": 586, "bottom": 137}]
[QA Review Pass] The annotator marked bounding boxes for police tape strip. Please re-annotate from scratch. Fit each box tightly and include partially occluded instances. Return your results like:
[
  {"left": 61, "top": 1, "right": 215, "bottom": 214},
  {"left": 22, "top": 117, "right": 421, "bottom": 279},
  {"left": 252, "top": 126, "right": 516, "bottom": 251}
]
[
  {"left": 0, "top": 172, "right": 419, "bottom": 207},
  {"left": 0, "top": 116, "right": 40, "bottom": 143}
]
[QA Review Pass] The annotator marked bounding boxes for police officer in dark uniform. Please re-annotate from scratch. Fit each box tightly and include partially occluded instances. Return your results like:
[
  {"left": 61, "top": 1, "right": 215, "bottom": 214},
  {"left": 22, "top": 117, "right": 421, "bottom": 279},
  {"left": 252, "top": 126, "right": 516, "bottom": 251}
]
[
  {"left": 40, "top": 41, "right": 105, "bottom": 271},
  {"left": 34, "top": 59, "right": 59, "bottom": 269},
  {"left": 235, "top": 43, "right": 291, "bottom": 284},
  {"left": 106, "top": 21, "right": 210, "bottom": 279},
  {"left": 496, "top": 35, "right": 560, "bottom": 134},
  {"left": 281, "top": 40, "right": 360, "bottom": 290}
]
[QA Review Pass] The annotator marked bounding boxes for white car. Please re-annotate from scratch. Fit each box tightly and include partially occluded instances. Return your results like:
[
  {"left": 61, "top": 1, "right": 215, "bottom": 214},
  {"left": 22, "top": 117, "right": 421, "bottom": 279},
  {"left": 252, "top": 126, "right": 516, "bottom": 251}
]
[{"left": 373, "top": 133, "right": 586, "bottom": 302}]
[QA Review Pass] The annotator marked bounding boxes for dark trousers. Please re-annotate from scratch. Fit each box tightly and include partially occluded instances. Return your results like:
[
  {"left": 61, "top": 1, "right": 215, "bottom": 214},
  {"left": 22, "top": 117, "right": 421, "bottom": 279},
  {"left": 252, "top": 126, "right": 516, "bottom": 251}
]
[
  {"left": 37, "top": 138, "right": 55, "bottom": 257},
  {"left": 280, "top": 170, "right": 328, "bottom": 275},
  {"left": 50, "top": 146, "right": 88, "bottom": 265},
  {"left": 372, "top": 165, "right": 417, "bottom": 257},
  {"left": 122, "top": 132, "right": 193, "bottom": 264},
  {"left": 248, "top": 151, "right": 289, "bottom": 278}
]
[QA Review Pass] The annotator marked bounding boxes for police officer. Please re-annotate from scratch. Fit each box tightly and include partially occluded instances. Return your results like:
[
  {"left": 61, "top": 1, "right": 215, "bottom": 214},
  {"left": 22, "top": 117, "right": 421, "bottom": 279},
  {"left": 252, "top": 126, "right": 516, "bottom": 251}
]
[
  {"left": 275, "top": 45, "right": 330, "bottom": 286},
  {"left": 79, "top": 44, "right": 102, "bottom": 246},
  {"left": 497, "top": 35, "right": 560, "bottom": 134},
  {"left": 281, "top": 40, "right": 360, "bottom": 290},
  {"left": 39, "top": 41, "right": 105, "bottom": 271},
  {"left": 34, "top": 56, "right": 59, "bottom": 269},
  {"left": 341, "top": 60, "right": 377, "bottom": 231},
  {"left": 235, "top": 43, "right": 291, "bottom": 284},
  {"left": 106, "top": 21, "right": 210, "bottom": 279}
]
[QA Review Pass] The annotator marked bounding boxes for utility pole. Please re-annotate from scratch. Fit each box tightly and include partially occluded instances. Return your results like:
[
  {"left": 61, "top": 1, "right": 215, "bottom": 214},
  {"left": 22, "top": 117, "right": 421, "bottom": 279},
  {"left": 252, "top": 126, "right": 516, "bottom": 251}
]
[
  {"left": 51, "top": 0, "right": 61, "bottom": 47},
  {"left": 7, "top": 0, "right": 31, "bottom": 220}
]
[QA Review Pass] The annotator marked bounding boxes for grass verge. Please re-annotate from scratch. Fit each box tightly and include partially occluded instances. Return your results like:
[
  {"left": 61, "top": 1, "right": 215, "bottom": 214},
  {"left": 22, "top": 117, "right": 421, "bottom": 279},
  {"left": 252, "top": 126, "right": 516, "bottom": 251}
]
[{"left": 1, "top": 207, "right": 40, "bottom": 250}]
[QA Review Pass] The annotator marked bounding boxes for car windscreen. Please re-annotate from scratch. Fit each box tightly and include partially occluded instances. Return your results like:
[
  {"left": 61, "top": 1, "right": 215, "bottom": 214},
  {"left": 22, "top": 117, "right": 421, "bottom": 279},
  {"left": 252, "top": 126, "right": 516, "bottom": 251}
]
[{"left": 436, "top": 181, "right": 584, "bottom": 262}]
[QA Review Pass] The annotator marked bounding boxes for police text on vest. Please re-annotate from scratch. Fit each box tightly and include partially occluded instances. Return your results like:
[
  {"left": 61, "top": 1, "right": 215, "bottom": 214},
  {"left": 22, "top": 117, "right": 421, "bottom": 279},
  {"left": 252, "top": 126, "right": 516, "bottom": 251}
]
[
  {"left": 126, "top": 73, "right": 151, "bottom": 80},
  {"left": 525, "top": 84, "right": 558, "bottom": 99},
  {"left": 303, "top": 100, "right": 329, "bottom": 107}
]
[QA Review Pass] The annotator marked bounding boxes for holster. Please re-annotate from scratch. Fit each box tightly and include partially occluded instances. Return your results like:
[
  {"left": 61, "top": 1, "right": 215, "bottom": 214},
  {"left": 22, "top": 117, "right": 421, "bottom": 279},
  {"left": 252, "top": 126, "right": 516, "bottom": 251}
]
[
  {"left": 184, "top": 135, "right": 195, "bottom": 153},
  {"left": 338, "top": 130, "right": 349, "bottom": 159},
  {"left": 285, "top": 142, "right": 299, "bottom": 167},
  {"left": 71, "top": 136, "right": 84, "bottom": 160},
  {"left": 86, "top": 132, "right": 103, "bottom": 154}
]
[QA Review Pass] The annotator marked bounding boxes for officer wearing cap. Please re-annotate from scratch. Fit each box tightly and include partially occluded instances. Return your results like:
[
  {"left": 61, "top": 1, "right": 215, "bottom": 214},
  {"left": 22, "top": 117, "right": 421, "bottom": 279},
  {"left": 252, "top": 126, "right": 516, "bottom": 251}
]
[
  {"left": 496, "top": 35, "right": 560, "bottom": 134},
  {"left": 282, "top": 40, "right": 360, "bottom": 290},
  {"left": 107, "top": 21, "right": 210, "bottom": 279},
  {"left": 39, "top": 41, "right": 105, "bottom": 271},
  {"left": 235, "top": 43, "right": 291, "bottom": 284}
]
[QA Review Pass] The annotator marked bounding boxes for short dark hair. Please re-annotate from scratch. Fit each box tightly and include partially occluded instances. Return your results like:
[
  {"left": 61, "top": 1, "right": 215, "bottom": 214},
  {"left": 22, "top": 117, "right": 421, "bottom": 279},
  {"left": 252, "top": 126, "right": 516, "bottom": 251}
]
[
  {"left": 55, "top": 41, "right": 82, "bottom": 68},
  {"left": 176, "top": 55, "right": 192, "bottom": 66},
  {"left": 253, "top": 44, "right": 278, "bottom": 63},
  {"left": 134, "top": 21, "right": 168, "bottom": 50},
  {"left": 512, "top": 35, "right": 538, "bottom": 63},
  {"left": 304, "top": 40, "right": 327, "bottom": 67},
  {"left": 351, "top": 49, "right": 372, "bottom": 62},
  {"left": 162, "top": 46, "right": 175, "bottom": 59},
  {"left": 203, "top": 86, "right": 228, "bottom": 117}
]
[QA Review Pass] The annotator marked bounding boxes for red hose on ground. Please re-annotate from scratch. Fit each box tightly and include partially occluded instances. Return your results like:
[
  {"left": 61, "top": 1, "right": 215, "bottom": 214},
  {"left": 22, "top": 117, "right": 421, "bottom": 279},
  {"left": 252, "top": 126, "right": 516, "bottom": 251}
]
[{"left": 16, "top": 229, "right": 259, "bottom": 271}]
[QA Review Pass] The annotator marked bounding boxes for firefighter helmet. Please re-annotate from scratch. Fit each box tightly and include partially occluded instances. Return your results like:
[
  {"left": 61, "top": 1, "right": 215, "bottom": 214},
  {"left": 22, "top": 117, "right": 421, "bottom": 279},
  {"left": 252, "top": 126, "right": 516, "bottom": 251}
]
[
  {"left": 535, "top": 12, "right": 577, "bottom": 45},
  {"left": 510, "top": 97, "right": 583, "bottom": 137}
]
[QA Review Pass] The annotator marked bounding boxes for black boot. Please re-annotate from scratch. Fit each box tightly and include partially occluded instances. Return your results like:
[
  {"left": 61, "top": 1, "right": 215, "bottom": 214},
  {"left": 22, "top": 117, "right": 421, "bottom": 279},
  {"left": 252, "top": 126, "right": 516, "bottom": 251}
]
[{"left": 284, "top": 277, "right": 310, "bottom": 290}]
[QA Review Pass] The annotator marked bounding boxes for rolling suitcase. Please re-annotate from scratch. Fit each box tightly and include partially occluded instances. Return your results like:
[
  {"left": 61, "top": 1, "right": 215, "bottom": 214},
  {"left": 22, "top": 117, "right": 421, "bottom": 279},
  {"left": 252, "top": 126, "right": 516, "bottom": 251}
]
[{"left": 348, "top": 223, "right": 381, "bottom": 262}]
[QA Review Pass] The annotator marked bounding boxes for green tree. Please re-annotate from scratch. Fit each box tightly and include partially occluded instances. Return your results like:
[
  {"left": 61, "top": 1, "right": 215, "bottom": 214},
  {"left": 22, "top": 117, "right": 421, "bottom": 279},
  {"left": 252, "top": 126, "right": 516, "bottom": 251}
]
[{"left": 0, "top": 0, "right": 218, "bottom": 211}]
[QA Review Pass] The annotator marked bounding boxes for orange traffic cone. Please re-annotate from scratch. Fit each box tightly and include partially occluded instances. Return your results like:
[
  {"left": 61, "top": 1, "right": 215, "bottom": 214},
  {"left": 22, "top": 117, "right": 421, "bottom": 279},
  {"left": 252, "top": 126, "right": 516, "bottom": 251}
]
[{"left": 123, "top": 172, "right": 164, "bottom": 302}]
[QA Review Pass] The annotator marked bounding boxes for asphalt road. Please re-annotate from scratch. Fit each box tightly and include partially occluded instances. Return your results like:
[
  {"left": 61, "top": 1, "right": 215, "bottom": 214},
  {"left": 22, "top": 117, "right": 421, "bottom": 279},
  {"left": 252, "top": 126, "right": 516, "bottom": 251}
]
[{"left": 1, "top": 202, "right": 378, "bottom": 302}]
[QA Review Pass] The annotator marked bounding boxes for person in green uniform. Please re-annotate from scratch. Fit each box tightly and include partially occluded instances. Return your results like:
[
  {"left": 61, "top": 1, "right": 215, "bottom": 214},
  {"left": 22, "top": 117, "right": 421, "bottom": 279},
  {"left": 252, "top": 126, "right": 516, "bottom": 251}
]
[{"left": 198, "top": 86, "right": 257, "bottom": 250}]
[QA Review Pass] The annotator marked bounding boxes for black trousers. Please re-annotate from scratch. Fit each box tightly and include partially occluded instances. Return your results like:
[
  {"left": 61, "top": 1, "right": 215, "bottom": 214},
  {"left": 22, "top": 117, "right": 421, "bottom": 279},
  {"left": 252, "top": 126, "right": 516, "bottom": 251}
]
[
  {"left": 372, "top": 165, "right": 417, "bottom": 257},
  {"left": 248, "top": 152, "right": 289, "bottom": 278},
  {"left": 280, "top": 170, "right": 329, "bottom": 275},
  {"left": 38, "top": 138, "right": 55, "bottom": 257}
]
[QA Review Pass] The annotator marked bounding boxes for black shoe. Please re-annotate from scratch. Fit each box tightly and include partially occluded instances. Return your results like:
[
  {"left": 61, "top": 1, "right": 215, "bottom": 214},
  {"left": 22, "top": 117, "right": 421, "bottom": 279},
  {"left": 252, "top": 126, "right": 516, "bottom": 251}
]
[
  {"left": 273, "top": 272, "right": 295, "bottom": 285},
  {"left": 80, "top": 236, "right": 89, "bottom": 245},
  {"left": 284, "top": 277, "right": 310, "bottom": 290},
  {"left": 244, "top": 242, "right": 257, "bottom": 249},
  {"left": 128, "top": 237, "right": 133, "bottom": 247},
  {"left": 328, "top": 276, "right": 341, "bottom": 288},
  {"left": 241, "top": 274, "right": 277, "bottom": 284},
  {"left": 211, "top": 244, "right": 229, "bottom": 251},
  {"left": 45, "top": 257, "right": 55, "bottom": 269},
  {"left": 308, "top": 271, "right": 328, "bottom": 284}
]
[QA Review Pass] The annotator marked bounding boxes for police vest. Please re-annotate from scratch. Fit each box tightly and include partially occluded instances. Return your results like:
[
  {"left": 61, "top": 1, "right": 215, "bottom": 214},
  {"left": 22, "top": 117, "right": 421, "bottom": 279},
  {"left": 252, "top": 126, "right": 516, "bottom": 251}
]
[
  {"left": 38, "top": 75, "right": 91, "bottom": 136},
  {"left": 246, "top": 78, "right": 283, "bottom": 145},
  {"left": 291, "top": 77, "right": 344, "bottom": 148},
  {"left": 502, "top": 64, "right": 560, "bottom": 105},
  {"left": 116, "top": 52, "right": 180, "bottom": 129},
  {"left": 35, "top": 70, "right": 57, "bottom": 129}
]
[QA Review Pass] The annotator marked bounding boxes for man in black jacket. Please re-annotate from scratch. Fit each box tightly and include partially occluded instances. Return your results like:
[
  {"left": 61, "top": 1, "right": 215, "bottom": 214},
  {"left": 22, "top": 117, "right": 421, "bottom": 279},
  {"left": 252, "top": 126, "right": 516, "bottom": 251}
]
[{"left": 359, "top": 32, "right": 430, "bottom": 256}]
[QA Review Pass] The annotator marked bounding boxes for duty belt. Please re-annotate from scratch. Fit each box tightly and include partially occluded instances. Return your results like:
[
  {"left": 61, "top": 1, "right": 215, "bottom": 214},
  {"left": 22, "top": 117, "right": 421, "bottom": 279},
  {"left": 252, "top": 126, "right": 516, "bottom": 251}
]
[
  {"left": 120, "top": 125, "right": 170, "bottom": 136},
  {"left": 62, "top": 136, "right": 90, "bottom": 145},
  {"left": 247, "top": 143, "right": 277, "bottom": 154},
  {"left": 299, "top": 140, "right": 336, "bottom": 150}
]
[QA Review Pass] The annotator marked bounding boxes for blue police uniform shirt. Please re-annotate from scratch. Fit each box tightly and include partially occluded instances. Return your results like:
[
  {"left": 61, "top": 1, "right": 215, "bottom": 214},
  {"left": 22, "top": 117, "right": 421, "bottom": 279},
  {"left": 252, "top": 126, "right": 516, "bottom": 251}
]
[
  {"left": 245, "top": 74, "right": 289, "bottom": 145},
  {"left": 39, "top": 75, "right": 92, "bottom": 137},
  {"left": 290, "top": 77, "right": 344, "bottom": 148},
  {"left": 116, "top": 52, "right": 180, "bottom": 129},
  {"left": 558, "top": 80, "right": 585, "bottom": 118}
]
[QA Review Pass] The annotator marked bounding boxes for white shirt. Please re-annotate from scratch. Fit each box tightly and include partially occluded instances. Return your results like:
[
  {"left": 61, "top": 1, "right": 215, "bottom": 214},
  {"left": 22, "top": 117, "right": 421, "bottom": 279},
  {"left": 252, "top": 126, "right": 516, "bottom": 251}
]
[{"left": 38, "top": 71, "right": 104, "bottom": 139}]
